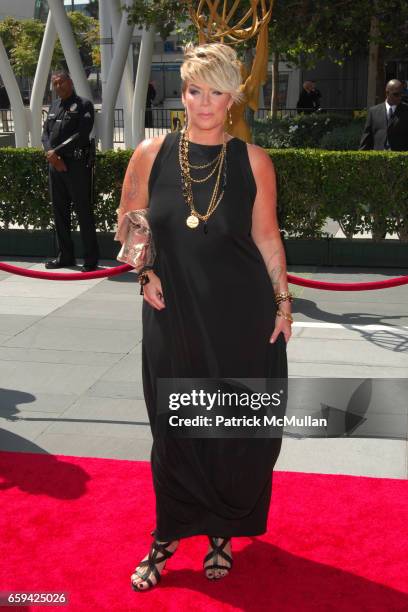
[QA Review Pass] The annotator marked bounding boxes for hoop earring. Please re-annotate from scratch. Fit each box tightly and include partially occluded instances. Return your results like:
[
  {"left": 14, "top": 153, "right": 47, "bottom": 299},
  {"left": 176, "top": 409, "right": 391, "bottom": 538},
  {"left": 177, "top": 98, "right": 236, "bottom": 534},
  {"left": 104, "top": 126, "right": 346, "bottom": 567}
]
[{"left": 228, "top": 108, "right": 232, "bottom": 125}]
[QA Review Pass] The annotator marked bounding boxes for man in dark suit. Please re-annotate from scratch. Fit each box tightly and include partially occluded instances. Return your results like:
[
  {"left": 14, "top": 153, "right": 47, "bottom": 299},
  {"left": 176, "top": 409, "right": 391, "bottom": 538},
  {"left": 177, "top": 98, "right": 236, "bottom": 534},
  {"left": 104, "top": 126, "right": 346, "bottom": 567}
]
[
  {"left": 145, "top": 81, "right": 156, "bottom": 128},
  {"left": 42, "top": 71, "right": 99, "bottom": 271},
  {"left": 296, "top": 81, "right": 322, "bottom": 114},
  {"left": 359, "top": 79, "right": 408, "bottom": 150}
]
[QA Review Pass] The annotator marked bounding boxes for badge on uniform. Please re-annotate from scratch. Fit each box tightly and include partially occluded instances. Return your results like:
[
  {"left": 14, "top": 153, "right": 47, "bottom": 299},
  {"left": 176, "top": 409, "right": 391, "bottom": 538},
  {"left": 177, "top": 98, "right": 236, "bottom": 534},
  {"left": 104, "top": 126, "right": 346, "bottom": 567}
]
[{"left": 70, "top": 103, "right": 77, "bottom": 112}]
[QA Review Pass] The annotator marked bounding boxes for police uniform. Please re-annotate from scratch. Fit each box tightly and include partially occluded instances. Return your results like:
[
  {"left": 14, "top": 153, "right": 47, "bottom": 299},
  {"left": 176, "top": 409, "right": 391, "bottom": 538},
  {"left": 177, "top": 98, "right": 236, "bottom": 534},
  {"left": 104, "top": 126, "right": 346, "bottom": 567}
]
[{"left": 42, "top": 92, "right": 99, "bottom": 267}]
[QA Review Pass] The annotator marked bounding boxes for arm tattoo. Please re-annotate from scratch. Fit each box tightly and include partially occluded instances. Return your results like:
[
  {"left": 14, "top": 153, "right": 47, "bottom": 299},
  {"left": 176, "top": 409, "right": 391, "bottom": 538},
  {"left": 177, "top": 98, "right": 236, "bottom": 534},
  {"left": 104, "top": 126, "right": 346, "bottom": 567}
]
[
  {"left": 265, "top": 248, "right": 285, "bottom": 292},
  {"left": 269, "top": 264, "right": 284, "bottom": 292}
]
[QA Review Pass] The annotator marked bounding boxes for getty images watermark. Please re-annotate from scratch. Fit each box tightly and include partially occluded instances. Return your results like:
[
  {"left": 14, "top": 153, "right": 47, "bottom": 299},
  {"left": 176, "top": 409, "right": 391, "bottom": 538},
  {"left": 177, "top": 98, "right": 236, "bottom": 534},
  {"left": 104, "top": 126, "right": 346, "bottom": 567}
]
[
  {"left": 166, "top": 388, "right": 326, "bottom": 429},
  {"left": 156, "top": 378, "right": 408, "bottom": 439},
  {"left": 156, "top": 378, "right": 315, "bottom": 438}
]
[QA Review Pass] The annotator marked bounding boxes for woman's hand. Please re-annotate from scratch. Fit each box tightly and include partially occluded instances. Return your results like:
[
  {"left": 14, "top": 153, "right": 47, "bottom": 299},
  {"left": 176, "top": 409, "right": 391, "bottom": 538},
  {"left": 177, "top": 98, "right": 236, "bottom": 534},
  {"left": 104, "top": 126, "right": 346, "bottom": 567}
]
[
  {"left": 269, "top": 308, "right": 292, "bottom": 344},
  {"left": 141, "top": 271, "right": 165, "bottom": 310}
]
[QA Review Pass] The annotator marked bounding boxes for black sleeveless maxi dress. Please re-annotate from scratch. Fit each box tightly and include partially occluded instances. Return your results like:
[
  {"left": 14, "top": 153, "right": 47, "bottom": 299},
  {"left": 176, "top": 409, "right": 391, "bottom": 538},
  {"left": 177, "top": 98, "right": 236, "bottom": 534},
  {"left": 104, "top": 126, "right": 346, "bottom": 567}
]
[{"left": 143, "top": 130, "right": 288, "bottom": 541}]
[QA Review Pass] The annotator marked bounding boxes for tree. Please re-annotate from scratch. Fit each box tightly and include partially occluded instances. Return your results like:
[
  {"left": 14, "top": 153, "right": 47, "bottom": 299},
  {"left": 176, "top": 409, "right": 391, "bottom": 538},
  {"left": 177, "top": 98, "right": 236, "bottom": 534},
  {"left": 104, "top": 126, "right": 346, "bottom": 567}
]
[
  {"left": 0, "top": 13, "right": 100, "bottom": 78},
  {"left": 126, "top": 0, "right": 260, "bottom": 55},
  {"left": 0, "top": 17, "right": 44, "bottom": 77},
  {"left": 53, "top": 12, "right": 100, "bottom": 75},
  {"left": 268, "top": 0, "right": 408, "bottom": 109},
  {"left": 125, "top": 0, "right": 189, "bottom": 40}
]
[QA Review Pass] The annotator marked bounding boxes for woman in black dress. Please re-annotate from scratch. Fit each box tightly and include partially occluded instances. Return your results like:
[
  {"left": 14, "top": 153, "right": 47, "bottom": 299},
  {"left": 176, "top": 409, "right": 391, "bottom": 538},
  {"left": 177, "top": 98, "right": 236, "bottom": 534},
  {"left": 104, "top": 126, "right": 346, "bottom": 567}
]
[{"left": 117, "top": 43, "right": 293, "bottom": 591}]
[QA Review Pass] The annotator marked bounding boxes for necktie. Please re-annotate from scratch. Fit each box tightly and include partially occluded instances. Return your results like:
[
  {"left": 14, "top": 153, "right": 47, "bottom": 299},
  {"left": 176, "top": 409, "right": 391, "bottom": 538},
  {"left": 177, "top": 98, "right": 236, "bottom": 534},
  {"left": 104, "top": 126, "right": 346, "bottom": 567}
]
[{"left": 385, "top": 107, "right": 394, "bottom": 150}]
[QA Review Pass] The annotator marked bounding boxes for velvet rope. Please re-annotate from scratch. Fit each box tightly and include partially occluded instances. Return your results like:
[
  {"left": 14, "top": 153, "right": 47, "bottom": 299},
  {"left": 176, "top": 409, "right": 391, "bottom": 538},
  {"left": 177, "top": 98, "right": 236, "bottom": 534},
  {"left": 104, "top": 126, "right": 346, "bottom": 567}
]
[
  {"left": 0, "top": 262, "right": 133, "bottom": 280},
  {"left": 0, "top": 261, "right": 408, "bottom": 290},
  {"left": 286, "top": 273, "right": 408, "bottom": 291}
]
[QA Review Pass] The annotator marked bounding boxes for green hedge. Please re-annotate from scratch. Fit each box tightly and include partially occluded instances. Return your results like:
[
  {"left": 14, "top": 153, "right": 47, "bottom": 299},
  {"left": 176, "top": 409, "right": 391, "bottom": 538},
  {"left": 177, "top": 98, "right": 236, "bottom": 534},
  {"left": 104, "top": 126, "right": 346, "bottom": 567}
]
[
  {"left": 253, "top": 112, "right": 364, "bottom": 150},
  {"left": 319, "top": 151, "right": 408, "bottom": 240},
  {"left": 270, "top": 149, "right": 327, "bottom": 237},
  {"left": 319, "top": 122, "right": 363, "bottom": 150},
  {"left": 0, "top": 148, "right": 131, "bottom": 232},
  {"left": 1, "top": 147, "right": 408, "bottom": 240}
]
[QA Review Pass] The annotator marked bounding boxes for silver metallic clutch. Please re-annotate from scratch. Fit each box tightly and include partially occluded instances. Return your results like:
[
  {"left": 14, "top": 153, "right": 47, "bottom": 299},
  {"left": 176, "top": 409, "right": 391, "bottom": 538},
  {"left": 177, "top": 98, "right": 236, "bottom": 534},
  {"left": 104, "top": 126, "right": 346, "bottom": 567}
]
[{"left": 114, "top": 208, "right": 155, "bottom": 272}]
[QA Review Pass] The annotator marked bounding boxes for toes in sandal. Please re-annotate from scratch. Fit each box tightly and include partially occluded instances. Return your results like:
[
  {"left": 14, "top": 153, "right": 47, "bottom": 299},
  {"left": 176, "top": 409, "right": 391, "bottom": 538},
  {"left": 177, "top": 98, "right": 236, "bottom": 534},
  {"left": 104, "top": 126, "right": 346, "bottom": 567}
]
[
  {"left": 203, "top": 536, "right": 233, "bottom": 580},
  {"left": 131, "top": 540, "right": 177, "bottom": 592}
]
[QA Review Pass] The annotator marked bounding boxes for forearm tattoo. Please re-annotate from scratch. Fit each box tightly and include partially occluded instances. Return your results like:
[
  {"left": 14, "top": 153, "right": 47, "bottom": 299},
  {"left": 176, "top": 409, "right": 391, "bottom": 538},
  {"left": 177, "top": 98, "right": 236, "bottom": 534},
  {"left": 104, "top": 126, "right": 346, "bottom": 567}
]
[{"left": 265, "top": 247, "right": 286, "bottom": 293}]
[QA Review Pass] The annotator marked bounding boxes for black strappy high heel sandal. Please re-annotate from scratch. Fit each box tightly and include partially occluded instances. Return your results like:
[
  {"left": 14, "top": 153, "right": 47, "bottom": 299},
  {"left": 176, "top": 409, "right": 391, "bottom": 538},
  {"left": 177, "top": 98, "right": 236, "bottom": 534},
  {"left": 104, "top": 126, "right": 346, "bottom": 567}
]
[
  {"left": 203, "top": 536, "right": 233, "bottom": 580},
  {"left": 131, "top": 539, "right": 178, "bottom": 591}
]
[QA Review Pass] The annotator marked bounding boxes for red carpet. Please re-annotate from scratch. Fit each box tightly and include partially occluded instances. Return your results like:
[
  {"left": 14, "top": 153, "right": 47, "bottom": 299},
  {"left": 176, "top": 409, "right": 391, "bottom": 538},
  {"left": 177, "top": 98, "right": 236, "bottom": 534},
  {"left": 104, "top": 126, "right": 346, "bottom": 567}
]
[{"left": 0, "top": 451, "right": 407, "bottom": 612}]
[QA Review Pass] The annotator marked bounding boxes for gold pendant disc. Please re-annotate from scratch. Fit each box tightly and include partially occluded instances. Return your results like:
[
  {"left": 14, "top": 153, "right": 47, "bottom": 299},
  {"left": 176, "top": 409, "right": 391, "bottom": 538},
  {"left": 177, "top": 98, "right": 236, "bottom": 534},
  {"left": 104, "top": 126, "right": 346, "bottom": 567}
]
[{"left": 186, "top": 215, "right": 199, "bottom": 229}]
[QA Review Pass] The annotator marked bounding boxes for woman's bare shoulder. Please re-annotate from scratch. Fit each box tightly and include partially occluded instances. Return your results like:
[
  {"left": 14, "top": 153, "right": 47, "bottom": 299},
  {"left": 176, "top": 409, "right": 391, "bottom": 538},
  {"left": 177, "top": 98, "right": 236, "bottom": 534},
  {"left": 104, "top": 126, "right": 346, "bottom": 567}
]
[
  {"left": 245, "top": 142, "right": 275, "bottom": 184},
  {"left": 141, "top": 134, "right": 167, "bottom": 154},
  {"left": 246, "top": 142, "right": 274, "bottom": 166},
  {"left": 135, "top": 134, "right": 167, "bottom": 162},
  {"left": 126, "top": 135, "right": 168, "bottom": 181}
]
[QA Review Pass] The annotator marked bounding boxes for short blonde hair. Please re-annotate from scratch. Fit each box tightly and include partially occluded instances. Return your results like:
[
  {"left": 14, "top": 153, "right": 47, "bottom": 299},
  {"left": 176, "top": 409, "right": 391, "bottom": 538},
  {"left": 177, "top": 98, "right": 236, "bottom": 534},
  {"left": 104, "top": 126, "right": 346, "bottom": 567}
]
[{"left": 181, "top": 43, "right": 245, "bottom": 105}]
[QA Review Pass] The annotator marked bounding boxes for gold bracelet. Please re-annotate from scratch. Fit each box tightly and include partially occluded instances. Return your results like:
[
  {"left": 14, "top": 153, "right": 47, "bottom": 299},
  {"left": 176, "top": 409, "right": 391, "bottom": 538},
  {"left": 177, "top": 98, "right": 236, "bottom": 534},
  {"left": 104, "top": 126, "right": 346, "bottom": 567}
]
[
  {"left": 276, "top": 310, "right": 294, "bottom": 324},
  {"left": 138, "top": 271, "right": 151, "bottom": 284},
  {"left": 138, "top": 271, "right": 151, "bottom": 295},
  {"left": 275, "top": 291, "right": 293, "bottom": 305}
]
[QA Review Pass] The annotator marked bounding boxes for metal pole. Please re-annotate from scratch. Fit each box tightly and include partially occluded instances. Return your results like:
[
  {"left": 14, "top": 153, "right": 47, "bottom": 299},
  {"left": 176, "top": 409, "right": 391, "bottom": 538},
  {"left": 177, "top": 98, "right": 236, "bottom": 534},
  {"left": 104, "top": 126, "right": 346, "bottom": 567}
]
[
  {"left": 29, "top": 12, "right": 58, "bottom": 147},
  {"left": 100, "top": 1, "right": 134, "bottom": 149},
  {"left": 132, "top": 25, "right": 156, "bottom": 147},
  {"left": 106, "top": 0, "right": 134, "bottom": 148},
  {"left": 0, "top": 37, "right": 28, "bottom": 146}
]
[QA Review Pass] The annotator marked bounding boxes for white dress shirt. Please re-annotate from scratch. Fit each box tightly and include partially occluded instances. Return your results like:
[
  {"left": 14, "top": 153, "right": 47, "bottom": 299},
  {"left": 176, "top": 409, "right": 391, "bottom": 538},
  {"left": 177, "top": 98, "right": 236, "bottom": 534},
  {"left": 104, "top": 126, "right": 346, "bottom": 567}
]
[
  {"left": 384, "top": 101, "right": 397, "bottom": 149},
  {"left": 385, "top": 100, "right": 396, "bottom": 120}
]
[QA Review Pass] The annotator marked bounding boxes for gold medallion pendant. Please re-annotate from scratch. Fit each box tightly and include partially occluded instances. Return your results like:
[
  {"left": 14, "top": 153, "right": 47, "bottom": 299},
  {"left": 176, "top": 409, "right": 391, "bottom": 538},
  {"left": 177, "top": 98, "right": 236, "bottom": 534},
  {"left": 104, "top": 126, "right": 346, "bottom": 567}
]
[{"left": 186, "top": 215, "right": 199, "bottom": 229}]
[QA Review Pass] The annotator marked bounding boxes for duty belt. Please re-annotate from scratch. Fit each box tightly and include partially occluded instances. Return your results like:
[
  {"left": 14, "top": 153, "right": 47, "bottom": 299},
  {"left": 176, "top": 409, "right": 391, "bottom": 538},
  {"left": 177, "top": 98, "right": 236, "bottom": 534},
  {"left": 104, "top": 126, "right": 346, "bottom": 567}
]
[{"left": 63, "top": 147, "right": 90, "bottom": 160}]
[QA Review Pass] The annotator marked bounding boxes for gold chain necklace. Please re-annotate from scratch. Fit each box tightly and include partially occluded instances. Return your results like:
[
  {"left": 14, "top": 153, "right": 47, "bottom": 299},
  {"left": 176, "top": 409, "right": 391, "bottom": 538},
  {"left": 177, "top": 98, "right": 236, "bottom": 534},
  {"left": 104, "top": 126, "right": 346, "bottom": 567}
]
[
  {"left": 190, "top": 154, "right": 222, "bottom": 183},
  {"left": 178, "top": 128, "right": 227, "bottom": 229},
  {"left": 189, "top": 154, "right": 221, "bottom": 170}
]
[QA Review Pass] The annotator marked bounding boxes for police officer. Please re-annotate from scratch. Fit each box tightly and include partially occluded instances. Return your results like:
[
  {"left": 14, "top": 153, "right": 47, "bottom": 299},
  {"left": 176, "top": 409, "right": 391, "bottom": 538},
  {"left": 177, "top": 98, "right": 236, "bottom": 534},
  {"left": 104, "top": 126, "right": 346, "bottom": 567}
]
[{"left": 42, "top": 71, "right": 99, "bottom": 271}]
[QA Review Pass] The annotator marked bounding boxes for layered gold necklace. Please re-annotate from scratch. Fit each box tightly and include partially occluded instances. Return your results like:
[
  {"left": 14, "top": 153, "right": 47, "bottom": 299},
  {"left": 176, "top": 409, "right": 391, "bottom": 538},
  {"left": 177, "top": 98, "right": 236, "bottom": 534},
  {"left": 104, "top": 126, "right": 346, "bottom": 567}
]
[{"left": 178, "top": 128, "right": 227, "bottom": 230}]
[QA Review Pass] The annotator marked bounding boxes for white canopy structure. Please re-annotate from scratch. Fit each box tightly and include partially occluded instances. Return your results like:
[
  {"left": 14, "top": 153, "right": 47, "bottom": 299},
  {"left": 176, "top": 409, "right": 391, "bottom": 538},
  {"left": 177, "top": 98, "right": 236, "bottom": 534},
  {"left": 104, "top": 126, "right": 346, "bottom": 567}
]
[{"left": 0, "top": 0, "right": 156, "bottom": 149}]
